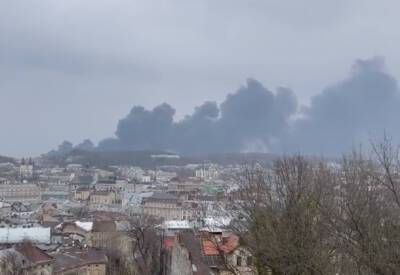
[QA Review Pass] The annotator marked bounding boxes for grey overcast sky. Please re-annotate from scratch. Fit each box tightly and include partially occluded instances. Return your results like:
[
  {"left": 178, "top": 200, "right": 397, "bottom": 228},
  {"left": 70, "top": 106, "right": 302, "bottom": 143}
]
[{"left": 1, "top": 0, "right": 400, "bottom": 157}]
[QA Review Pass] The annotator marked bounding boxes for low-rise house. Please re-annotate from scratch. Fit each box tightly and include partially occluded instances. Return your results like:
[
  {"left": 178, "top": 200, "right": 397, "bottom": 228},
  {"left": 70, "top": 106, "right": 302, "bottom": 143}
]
[
  {"left": 201, "top": 233, "right": 255, "bottom": 275},
  {"left": 0, "top": 243, "right": 54, "bottom": 275},
  {"left": 169, "top": 231, "right": 256, "bottom": 275},
  {"left": 56, "top": 220, "right": 129, "bottom": 248},
  {"left": 56, "top": 221, "right": 93, "bottom": 242}
]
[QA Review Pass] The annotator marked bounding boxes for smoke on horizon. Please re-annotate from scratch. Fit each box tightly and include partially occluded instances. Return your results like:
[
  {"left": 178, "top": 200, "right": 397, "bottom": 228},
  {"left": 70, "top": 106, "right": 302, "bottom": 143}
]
[
  {"left": 95, "top": 78, "right": 297, "bottom": 155},
  {"left": 64, "top": 57, "right": 400, "bottom": 157}
]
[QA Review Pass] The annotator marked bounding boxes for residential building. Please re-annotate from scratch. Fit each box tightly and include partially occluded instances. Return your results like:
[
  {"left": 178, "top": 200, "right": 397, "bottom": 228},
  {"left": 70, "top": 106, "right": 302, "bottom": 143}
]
[
  {"left": 74, "top": 187, "right": 91, "bottom": 201},
  {"left": 169, "top": 231, "right": 256, "bottom": 275},
  {"left": 0, "top": 243, "right": 54, "bottom": 275},
  {"left": 52, "top": 246, "right": 107, "bottom": 275},
  {"left": 142, "top": 192, "right": 182, "bottom": 220},
  {"left": 0, "top": 183, "right": 41, "bottom": 203}
]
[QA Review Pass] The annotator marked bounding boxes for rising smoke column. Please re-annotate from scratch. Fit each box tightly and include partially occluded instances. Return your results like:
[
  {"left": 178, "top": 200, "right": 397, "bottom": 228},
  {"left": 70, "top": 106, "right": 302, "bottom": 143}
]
[{"left": 286, "top": 57, "right": 400, "bottom": 155}]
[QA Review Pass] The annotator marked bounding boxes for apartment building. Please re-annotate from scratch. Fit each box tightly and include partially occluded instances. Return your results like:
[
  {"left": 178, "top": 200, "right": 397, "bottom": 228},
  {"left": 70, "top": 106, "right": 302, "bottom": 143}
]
[{"left": 0, "top": 183, "right": 41, "bottom": 203}]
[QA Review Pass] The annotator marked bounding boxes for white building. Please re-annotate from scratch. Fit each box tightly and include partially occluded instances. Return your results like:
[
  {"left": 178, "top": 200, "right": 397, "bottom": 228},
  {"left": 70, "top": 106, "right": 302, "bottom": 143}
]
[
  {"left": 195, "top": 165, "right": 219, "bottom": 180},
  {"left": 0, "top": 227, "right": 51, "bottom": 244}
]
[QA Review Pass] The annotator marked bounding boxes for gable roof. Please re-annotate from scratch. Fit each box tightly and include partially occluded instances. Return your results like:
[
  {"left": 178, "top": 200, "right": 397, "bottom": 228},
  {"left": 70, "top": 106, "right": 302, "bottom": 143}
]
[
  {"left": 15, "top": 243, "right": 53, "bottom": 264},
  {"left": 201, "top": 234, "right": 239, "bottom": 256},
  {"left": 52, "top": 247, "right": 107, "bottom": 272}
]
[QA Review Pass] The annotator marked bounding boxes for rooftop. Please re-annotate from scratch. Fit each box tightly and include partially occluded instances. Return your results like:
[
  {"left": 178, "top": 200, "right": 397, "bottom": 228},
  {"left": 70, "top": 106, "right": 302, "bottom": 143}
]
[
  {"left": 201, "top": 234, "right": 239, "bottom": 256},
  {"left": 0, "top": 227, "right": 51, "bottom": 244},
  {"left": 145, "top": 192, "right": 178, "bottom": 202},
  {"left": 15, "top": 243, "right": 53, "bottom": 264},
  {"left": 178, "top": 231, "right": 210, "bottom": 275},
  {"left": 52, "top": 247, "right": 107, "bottom": 272}
]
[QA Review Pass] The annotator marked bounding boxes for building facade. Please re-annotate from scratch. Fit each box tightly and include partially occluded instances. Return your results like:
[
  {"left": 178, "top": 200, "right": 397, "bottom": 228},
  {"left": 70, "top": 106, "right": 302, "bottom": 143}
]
[{"left": 0, "top": 183, "right": 41, "bottom": 203}]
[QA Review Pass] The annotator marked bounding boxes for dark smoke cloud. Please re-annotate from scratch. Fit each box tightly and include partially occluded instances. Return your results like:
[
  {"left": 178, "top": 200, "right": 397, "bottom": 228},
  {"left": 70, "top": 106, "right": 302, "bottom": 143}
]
[
  {"left": 98, "top": 103, "right": 175, "bottom": 151},
  {"left": 286, "top": 56, "right": 400, "bottom": 155},
  {"left": 92, "top": 57, "right": 400, "bottom": 156},
  {"left": 97, "top": 79, "right": 297, "bottom": 154},
  {"left": 217, "top": 80, "right": 297, "bottom": 153}
]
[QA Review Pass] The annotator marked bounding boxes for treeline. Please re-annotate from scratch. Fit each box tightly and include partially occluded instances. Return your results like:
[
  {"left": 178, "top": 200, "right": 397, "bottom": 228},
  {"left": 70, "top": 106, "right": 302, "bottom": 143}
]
[{"left": 235, "top": 139, "right": 400, "bottom": 275}]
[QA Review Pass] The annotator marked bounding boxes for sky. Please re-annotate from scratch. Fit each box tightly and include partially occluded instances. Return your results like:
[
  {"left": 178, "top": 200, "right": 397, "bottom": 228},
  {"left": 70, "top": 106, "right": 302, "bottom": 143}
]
[{"left": 1, "top": 0, "right": 400, "bottom": 157}]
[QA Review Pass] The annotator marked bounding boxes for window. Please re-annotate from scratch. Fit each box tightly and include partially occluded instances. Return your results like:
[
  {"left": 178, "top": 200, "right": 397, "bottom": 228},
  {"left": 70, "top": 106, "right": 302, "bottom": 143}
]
[
  {"left": 247, "top": 256, "right": 253, "bottom": 266},
  {"left": 236, "top": 256, "right": 242, "bottom": 266}
]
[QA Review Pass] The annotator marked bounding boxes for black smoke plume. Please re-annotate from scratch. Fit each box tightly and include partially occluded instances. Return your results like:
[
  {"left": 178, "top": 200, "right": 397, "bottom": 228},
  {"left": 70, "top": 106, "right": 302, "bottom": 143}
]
[
  {"left": 97, "top": 78, "right": 297, "bottom": 154},
  {"left": 285, "top": 57, "right": 400, "bottom": 155},
  {"left": 90, "top": 57, "right": 400, "bottom": 156}
]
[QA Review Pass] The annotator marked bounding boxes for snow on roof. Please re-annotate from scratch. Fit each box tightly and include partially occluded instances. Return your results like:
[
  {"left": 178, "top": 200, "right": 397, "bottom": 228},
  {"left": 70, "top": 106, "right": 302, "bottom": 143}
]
[
  {"left": 162, "top": 220, "right": 192, "bottom": 229},
  {"left": 55, "top": 221, "right": 94, "bottom": 232},
  {"left": 75, "top": 221, "right": 93, "bottom": 231},
  {"left": 0, "top": 227, "right": 51, "bottom": 244},
  {"left": 204, "top": 217, "right": 231, "bottom": 228}
]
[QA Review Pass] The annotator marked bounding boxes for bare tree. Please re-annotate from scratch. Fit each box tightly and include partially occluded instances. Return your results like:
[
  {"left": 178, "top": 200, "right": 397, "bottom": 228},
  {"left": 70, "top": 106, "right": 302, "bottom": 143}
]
[
  {"left": 0, "top": 250, "right": 24, "bottom": 275},
  {"left": 128, "top": 214, "right": 163, "bottom": 275},
  {"left": 233, "top": 157, "right": 339, "bottom": 275},
  {"left": 331, "top": 139, "right": 400, "bottom": 274},
  {"left": 104, "top": 214, "right": 163, "bottom": 275},
  {"left": 233, "top": 143, "right": 400, "bottom": 275}
]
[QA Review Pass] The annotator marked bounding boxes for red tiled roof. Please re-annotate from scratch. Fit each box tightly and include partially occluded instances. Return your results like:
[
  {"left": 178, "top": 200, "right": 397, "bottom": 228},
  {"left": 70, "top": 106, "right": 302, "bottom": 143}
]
[
  {"left": 201, "top": 234, "right": 239, "bottom": 256},
  {"left": 202, "top": 240, "right": 220, "bottom": 255}
]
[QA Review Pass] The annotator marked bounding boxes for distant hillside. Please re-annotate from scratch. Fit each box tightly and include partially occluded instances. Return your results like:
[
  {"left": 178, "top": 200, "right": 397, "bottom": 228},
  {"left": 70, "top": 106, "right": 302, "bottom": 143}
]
[
  {"left": 0, "top": 155, "right": 16, "bottom": 164},
  {"left": 41, "top": 149, "right": 275, "bottom": 168}
]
